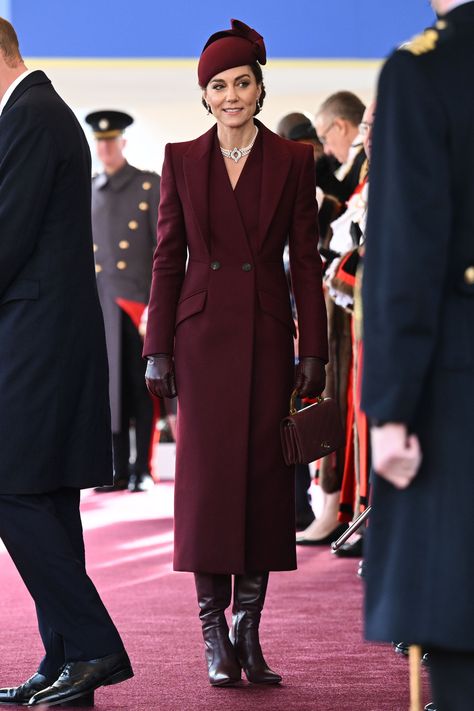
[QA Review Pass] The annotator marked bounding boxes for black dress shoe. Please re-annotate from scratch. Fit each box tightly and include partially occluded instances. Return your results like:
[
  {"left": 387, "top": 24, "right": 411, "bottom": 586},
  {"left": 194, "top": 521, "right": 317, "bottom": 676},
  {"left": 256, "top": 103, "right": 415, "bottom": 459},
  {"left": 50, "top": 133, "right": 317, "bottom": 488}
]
[
  {"left": 128, "top": 472, "right": 154, "bottom": 493},
  {"left": 58, "top": 692, "right": 94, "bottom": 707},
  {"left": 0, "top": 673, "right": 94, "bottom": 707},
  {"left": 94, "top": 478, "right": 128, "bottom": 493},
  {"left": 0, "top": 673, "right": 51, "bottom": 705},
  {"left": 425, "top": 704, "right": 437, "bottom": 711},
  {"left": 296, "top": 523, "right": 348, "bottom": 546},
  {"left": 28, "top": 651, "right": 133, "bottom": 707},
  {"left": 357, "top": 559, "right": 365, "bottom": 579},
  {"left": 332, "top": 535, "right": 363, "bottom": 558}
]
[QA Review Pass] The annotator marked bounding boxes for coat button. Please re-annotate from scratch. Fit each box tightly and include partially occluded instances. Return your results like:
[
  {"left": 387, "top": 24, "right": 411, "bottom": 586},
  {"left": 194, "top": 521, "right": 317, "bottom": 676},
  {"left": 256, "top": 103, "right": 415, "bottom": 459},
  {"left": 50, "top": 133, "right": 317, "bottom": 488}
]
[
  {"left": 93, "top": 244, "right": 98, "bottom": 252},
  {"left": 95, "top": 264, "right": 102, "bottom": 273},
  {"left": 116, "top": 261, "right": 127, "bottom": 270},
  {"left": 210, "top": 261, "right": 221, "bottom": 270},
  {"left": 142, "top": 181, "right": 152, "bottom": 190},
  {"left": 138, "top": 201, "right": 149, "bottom": 211},
  {"left": 128, "top": 220, "right": 138, "bottom": 230},
  {"left": 242, "top": 262, "right": 252, "bottom": 272},
  {"left": 464, "top": 266, "right": 474, "bottom": 285},
  {"left": 119, "top": 240, "right": 130, "bottom": 249}
]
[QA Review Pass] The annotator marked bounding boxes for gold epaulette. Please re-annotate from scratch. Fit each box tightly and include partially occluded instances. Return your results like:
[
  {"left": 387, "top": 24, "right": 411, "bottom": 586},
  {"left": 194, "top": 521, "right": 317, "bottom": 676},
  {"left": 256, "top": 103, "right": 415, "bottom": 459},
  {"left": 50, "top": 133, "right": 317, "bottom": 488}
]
[
  {"left": 400, "top": 28, "right": 439, "bottom": 55},
  {"left": 399, "top": 19, "right": 448, "bottom": 56}
]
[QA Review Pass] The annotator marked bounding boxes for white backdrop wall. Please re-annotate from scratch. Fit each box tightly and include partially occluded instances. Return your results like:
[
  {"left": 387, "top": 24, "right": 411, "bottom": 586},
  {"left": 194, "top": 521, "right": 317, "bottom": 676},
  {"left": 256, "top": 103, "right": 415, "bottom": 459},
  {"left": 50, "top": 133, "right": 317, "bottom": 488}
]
[{"left": 27, "top": 58, "right": 381, "bottom": 174}]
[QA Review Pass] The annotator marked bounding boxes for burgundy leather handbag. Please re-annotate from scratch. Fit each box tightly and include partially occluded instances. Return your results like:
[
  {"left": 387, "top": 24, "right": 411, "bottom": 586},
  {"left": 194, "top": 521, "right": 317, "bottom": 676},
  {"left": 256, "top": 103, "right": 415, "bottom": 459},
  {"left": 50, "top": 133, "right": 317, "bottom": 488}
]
[{"left": 280, "top": 390, "right": 345, "bottom": 466}]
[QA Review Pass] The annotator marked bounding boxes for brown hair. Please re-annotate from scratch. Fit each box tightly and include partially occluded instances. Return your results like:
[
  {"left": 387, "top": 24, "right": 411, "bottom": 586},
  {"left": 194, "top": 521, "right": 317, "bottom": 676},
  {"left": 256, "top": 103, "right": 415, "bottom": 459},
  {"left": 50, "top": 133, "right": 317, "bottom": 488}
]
[
  {"left": 0, "top": 17, "right": 22, "bottom": 67},
  {"left": 201, "top": 62, "right": 266, "bottom": 116}
]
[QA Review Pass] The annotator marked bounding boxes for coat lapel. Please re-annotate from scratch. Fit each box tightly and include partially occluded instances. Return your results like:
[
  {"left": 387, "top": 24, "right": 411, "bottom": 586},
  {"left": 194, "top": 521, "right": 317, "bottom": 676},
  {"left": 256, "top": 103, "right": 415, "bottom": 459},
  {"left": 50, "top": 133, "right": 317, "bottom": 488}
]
[
  {"left": 183, "top": 125, "right": 216, "bottom": 253},
  {"left": 182, "top": 122, "right": 292, "bottom": 253},
  {"left": 257, "top": 122, "right": 291, "bottom": 251}
]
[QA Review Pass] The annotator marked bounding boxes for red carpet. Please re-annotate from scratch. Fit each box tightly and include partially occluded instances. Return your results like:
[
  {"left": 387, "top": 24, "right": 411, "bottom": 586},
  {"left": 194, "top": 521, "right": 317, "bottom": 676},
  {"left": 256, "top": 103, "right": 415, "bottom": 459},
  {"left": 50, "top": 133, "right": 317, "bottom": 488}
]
[{"left": 0, "top": 483, "right": 431, "bottom": 710}]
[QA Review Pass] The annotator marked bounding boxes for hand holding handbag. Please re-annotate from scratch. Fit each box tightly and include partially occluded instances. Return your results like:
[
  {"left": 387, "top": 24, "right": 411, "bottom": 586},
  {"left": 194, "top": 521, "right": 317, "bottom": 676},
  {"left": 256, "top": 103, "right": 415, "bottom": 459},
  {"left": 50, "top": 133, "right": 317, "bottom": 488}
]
[{"left": 280, "top": 390, "right": 345, "bottom": 466}]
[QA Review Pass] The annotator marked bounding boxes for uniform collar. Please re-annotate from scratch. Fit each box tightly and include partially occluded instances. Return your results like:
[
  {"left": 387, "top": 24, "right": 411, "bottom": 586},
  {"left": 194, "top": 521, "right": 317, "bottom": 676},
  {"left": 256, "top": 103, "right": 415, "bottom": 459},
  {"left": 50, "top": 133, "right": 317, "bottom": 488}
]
[
  {"left": 96, "top": 161, "right": 136, "bottom": 191},
  {"left": 444, "top": 0, "right": 474, "bottom": 17},
  {"left": 445, "top": 0, "right": 474, "bottom": 11}
]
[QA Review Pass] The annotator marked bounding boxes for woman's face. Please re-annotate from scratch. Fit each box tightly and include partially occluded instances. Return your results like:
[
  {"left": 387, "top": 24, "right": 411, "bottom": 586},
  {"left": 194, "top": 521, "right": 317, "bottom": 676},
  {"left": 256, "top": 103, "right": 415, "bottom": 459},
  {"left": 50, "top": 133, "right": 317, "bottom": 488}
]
[{"left": 204, "top": 65, "right": 261, "bottom": 130}]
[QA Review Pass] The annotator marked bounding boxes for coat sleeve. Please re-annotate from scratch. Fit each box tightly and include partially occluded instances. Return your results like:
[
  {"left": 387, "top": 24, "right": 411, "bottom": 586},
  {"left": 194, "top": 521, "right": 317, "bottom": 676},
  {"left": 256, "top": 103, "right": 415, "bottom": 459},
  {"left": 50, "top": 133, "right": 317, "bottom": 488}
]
[
  {"left": 0, "top": 105, "right": 56, "bottom": 298},
  {"left": 143, "top": 144, "right": 187, "bottom": 356},
  {"left": 289, "top": 145, "right": 328, "bottom": 362},
  {"left": 361, "top": 50, "right": 451, "bottom": 424}
]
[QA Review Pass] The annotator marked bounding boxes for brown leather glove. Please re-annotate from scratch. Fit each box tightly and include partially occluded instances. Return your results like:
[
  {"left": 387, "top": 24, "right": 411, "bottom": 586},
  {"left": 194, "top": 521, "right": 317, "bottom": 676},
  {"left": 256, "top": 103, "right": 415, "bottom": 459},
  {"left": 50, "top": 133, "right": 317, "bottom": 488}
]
[
  {"left": 145, "top": 354, "right": 177, "bottom": 399},
  {"left": 294, "top": 357, "right": 326, "bottom": 398}
]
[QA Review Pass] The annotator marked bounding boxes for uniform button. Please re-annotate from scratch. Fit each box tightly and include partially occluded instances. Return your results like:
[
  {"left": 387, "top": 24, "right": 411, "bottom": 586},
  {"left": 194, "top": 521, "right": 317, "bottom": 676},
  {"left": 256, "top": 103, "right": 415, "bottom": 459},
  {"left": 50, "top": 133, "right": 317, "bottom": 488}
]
[
  {"left": 138, "top": 201, "right": 149, "bottom": 211},
  {"left": 119, "top": 240, "right": 130, "bottom": 249},
  {"left": 242, "top": 262, "right": 252, "bottom": 272},
  {"left": 116, "top": 261, "right": 127, "bottom": 270},
  {"left": 210, "top": 261, "right": 221, "bottom": 271},
  {"left": 128, "top": 220, "right": 138, "bottom": 230},
  {"left": 95, "top": 264, "right": 102, "bottom": 274},
  {"left": 93, "top": 244, "right": 98, "bottom": 252},
  {"left": 142, "top": 181, "right": 152, "bottom": 190},
  {"left": 464, "top": 266, "right": 474, "bottom": 285}
]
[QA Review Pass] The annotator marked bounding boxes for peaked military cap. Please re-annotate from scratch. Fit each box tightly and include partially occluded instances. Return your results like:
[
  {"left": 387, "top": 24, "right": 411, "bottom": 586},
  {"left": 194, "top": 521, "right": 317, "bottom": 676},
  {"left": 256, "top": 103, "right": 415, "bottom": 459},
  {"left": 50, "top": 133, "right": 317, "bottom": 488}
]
[{"left": 85, "top": 110, "right": 134, "bottom": 139}]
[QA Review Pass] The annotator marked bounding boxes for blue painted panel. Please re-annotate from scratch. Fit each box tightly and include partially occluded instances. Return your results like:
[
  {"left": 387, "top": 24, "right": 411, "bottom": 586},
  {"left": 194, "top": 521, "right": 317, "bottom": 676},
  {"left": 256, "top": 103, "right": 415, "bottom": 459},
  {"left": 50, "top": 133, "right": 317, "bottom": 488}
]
[
  {"left": 0, "top": 0, "right": 11, "bottom": 20},
  {"left": 11, "top": 0, "right": 435, "bottom": 59}
]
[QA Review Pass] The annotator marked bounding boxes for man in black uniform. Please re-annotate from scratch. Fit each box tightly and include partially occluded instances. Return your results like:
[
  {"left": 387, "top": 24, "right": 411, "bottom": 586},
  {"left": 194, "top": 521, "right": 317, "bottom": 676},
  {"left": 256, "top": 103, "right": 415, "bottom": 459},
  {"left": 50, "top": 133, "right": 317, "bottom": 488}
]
[
  {"left": 361, "top": 2, "right": 474, "bottom": 709},
  {"left": 86, "top": 111, "right": 160, "bottom": 493},
  {"left": 0, "top": 18, "right": 132, "bottom": 707}
]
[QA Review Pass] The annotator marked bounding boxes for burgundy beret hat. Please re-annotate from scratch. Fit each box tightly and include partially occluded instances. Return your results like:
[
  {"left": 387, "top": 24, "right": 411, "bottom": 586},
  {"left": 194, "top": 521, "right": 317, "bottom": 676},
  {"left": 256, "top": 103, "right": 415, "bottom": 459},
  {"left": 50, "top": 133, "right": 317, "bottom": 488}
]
[{"left": 198, "top": 19, "right": 266, "bottom": 87}]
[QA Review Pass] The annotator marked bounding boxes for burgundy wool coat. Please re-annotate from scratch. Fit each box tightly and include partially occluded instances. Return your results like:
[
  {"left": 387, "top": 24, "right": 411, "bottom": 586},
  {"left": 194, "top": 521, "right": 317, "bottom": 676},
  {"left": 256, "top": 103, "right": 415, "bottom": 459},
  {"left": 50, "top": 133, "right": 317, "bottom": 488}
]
[{"left": 144, "top": 120, "right": 328, "bottom": 574}]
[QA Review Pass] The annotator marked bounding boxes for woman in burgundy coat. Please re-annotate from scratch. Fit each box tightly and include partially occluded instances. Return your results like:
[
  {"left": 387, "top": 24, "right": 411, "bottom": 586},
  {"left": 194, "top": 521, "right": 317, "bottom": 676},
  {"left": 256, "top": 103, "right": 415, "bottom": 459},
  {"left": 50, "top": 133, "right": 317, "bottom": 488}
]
[{"left": 144, "top": 19, "right": 328, "bottom": 687}]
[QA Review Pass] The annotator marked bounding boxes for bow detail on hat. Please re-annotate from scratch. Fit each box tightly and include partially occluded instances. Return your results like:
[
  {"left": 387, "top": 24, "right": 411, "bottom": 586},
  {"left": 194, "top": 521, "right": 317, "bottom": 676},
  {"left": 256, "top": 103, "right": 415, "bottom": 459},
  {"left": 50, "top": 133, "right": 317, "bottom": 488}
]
[
  {"left": 230, "top": 19, "right": 267, "bottom": 64},
  {"left": 201, "top": 18, "right": 266, "bottom": 65}
]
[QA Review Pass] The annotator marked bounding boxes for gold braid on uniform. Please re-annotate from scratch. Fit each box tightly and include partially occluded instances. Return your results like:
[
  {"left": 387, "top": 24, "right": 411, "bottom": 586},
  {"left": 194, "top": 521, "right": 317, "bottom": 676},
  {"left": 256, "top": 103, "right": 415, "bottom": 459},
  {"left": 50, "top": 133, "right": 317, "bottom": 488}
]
[{"left": 400, "top": 19, "right": 450, "bottom": 57}]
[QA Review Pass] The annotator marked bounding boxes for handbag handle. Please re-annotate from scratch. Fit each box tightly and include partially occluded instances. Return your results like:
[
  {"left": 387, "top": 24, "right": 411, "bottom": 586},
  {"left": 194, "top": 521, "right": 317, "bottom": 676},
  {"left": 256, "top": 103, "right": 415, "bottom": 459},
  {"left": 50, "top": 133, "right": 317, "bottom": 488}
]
[{"left": 289, "top": 389, "right": 323, "bottom": 415}]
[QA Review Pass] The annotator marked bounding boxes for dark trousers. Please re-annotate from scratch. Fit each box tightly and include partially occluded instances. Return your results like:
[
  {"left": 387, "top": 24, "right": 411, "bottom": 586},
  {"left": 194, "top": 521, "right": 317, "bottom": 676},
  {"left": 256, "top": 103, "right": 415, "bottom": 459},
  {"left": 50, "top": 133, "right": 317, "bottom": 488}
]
[
  {"left": 0, "top": 488, "right": 124, "bottom": 679},
  {"left": 428, "top": 648, "right": 474, "bottom": 711},
  {"left": 113, "top": 312, "right": 154, "bottom": 480}
]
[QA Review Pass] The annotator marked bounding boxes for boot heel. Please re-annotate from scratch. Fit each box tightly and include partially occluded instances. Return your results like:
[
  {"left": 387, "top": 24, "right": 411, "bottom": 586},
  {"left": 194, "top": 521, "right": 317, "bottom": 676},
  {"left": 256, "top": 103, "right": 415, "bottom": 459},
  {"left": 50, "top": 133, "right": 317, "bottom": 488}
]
[{"left": 232, "top": 573, "right": 282, "bottom": 684}]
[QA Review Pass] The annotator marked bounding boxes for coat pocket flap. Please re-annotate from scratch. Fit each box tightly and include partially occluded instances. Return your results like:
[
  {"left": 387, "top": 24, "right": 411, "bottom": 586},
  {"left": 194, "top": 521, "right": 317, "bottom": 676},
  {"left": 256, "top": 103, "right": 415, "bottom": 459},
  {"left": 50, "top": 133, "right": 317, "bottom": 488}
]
[
  {"left": 258, "top": 290, "right": 296, "bottom": 336},
  {"left": 0, "top": 279, "right": 40, "bottom": 306},
  {"left": 175, "top": 290, "right": 207, "bottom": 328}
]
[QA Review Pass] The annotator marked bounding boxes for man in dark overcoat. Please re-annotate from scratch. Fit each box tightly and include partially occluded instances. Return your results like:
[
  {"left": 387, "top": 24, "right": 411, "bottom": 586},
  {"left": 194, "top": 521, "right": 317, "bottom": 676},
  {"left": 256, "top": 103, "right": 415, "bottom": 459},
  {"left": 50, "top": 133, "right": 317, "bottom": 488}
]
[
  {"left": 0, "top": 18, "right": 132, "bottom": 707},
  {"left": 86, "top": 111, "right": 160, "bottom": 492},
  {"left": 361, "top": 2, "right": 474, "bottom": 709}
]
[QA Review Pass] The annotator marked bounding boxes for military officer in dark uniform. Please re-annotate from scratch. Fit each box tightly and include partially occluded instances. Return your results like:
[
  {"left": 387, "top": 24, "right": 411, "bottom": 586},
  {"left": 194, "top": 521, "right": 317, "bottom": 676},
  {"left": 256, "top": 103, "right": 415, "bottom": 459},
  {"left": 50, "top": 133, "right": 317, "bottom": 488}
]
[
  {"left": 86, "top": 110, "right": 160, "bottom": 492},
  {"left": 361, "top": 2, "right": 474, "bottom": 709}
]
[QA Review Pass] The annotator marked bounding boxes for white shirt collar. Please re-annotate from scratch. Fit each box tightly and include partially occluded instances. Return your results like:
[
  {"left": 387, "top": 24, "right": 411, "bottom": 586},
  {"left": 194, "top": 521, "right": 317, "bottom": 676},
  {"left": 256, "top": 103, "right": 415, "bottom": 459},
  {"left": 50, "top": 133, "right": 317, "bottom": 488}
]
[
  {"left": 0, "top": 69, "right": 35, "bottom": 116},
  {"left": 335, "top": 134, "right": 364, "bottom": 181}
]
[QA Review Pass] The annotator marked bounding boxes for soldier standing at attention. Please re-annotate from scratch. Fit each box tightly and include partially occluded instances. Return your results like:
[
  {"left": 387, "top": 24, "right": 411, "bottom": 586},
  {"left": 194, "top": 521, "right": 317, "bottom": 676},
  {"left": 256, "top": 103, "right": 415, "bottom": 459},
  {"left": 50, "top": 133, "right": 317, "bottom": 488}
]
[
  {"left": 86, "top": 111, "right": 160, "bottom": 493},
  {"left": 361, "top": 1, "right": 474, "bottom": 709}
]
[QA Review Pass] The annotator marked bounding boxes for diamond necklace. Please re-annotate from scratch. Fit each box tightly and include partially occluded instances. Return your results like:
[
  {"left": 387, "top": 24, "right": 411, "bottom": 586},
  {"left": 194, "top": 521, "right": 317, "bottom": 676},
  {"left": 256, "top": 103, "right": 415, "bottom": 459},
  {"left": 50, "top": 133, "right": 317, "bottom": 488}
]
[{"left": 220, "top": 126, "right": 259, "bottom": 163}]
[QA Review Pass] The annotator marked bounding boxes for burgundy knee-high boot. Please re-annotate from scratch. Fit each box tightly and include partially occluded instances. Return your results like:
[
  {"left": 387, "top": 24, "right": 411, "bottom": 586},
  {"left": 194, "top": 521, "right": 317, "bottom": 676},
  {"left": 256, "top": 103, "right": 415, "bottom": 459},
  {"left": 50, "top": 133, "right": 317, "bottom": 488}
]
[
  {"left": 194, "top": 573, "right": 241, "bottom": 686},
  {"left": 231, "top": 573, "right": 282, "bottom": 684}
]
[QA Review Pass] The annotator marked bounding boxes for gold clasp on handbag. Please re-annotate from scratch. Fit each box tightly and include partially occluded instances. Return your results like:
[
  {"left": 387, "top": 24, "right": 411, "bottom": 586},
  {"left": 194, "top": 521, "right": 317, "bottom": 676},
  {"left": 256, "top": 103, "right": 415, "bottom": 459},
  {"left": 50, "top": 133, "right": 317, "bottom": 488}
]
[{"left": 289, "top": 388, "right": 323, "bottom": 415}]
